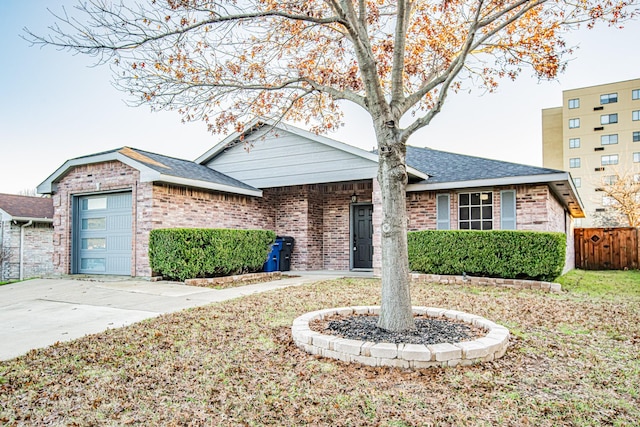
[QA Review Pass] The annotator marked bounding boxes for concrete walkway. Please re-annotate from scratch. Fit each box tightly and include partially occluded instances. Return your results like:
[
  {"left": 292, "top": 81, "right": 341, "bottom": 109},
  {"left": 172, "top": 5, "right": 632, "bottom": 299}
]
[{"left": 0, "top": 271, "right": 372, "bottom": 361}]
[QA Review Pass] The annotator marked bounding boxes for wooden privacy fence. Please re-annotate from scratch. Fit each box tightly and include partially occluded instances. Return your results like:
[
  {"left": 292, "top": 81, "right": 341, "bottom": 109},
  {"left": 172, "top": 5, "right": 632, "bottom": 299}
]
[{"left": 574, "top": 227, "right": 639, "bottom": 270}]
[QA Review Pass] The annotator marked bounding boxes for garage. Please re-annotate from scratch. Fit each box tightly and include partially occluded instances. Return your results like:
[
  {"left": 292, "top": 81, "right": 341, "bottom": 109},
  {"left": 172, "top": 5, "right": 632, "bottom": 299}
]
[{"left": 74, "top": 192, "right": 132, "bottom": 275}]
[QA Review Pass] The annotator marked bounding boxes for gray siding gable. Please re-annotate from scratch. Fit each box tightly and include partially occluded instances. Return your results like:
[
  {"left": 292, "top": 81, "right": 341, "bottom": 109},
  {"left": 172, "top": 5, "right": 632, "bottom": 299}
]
[{"left": 204, "top": 127, "right": 379, "bottom": 188}]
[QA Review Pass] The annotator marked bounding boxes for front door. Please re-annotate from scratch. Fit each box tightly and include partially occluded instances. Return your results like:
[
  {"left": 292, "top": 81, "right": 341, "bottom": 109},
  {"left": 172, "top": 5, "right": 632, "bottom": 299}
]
[{"left": 352, "top": 204, "right": 373, "bottom": 269}]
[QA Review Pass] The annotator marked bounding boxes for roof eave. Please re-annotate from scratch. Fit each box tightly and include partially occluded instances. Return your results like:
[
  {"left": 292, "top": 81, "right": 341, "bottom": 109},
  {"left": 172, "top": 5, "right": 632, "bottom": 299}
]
[
  {"left": 153, "top": 175, "right": 263, "bottom": 198},
  {"left": 406, "top": 172, "right": 585, "bottom": 218},
  {"left": 9, "top": 216, "right": 54, "bottom": 223}
]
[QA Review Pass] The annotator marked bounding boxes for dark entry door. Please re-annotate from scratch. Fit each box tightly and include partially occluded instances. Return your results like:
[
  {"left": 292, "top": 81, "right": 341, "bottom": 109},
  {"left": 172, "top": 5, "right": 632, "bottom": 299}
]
[{"left": 352, "top": 204, "right": 373, "bottom": 269}]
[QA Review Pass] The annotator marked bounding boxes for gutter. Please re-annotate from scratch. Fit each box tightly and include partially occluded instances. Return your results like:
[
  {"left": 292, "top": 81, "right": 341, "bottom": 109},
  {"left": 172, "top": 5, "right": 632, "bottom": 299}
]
[{"left": 19, "top": 220, "right": 33, "bottom": 281}]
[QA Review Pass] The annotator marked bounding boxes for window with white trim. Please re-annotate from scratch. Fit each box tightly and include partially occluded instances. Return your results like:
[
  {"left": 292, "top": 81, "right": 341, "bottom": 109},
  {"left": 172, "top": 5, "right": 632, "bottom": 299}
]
[
  {"left": 603, "top": 175, "right": 617, "bottom": 185},
  {"left": 601, "top": 154, "right": 619, "bottom": 165},
  {"left": 436, "top": 194, "right": 450, "bottom": 230},
  {"left": 601, "top": 113, "right": 618, "bottom": 125},
  {"left": 569, "top": 118, "right": 580, "bottom": 129},
  {"left": 500, "top": 190, "right": 516, "bottom": 230},
  {"left": 601, "top": 134, "right": 618, "bottom": 145},
  {"left": 569, "top": 158, "right": 580, "bottom": 168},
  {"left": 600, "top": 93, "right": 618, "bottom": 104},
  {"left": 459, "top": 192, "right": 492, "bottom": 230},
  {"left": 569, "top": 138, "right": 580, "bottom": 148},
  {"left": 603, "top": 196, "right": 615, "bottom": 206},
  {"left": 568, "top": 98, "right": 580, "bottom": 109}
]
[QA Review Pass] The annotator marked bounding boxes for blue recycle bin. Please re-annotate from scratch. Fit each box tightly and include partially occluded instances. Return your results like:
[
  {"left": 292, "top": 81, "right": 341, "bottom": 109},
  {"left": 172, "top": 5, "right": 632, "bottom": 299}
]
[{"left": 263, "top": 240, "right": 283, "bottom": 272}]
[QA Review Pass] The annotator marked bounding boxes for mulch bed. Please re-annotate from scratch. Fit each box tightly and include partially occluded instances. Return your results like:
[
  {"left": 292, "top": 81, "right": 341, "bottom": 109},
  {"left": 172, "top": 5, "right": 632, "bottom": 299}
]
[{"left": 311, "top": 313, "right": 487, "bottom": 345}]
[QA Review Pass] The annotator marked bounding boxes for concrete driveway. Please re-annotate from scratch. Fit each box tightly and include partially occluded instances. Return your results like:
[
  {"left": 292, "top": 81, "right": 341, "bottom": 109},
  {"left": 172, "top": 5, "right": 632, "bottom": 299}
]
[{"left": 0, "top": 272, "right": 354, "bottom": 361}]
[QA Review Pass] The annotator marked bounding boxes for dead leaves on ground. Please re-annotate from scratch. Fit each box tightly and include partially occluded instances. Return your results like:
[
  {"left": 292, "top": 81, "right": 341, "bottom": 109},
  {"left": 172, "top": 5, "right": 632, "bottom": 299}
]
[{"left": 1, "top": 279, "right": 639, "bottom": 426}]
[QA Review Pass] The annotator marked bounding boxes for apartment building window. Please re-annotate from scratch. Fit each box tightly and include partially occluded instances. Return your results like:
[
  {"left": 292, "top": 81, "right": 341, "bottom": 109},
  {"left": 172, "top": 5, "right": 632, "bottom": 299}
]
[
  {"left": 568, "top": 98, "right": 580, "bottom": 109},
  {"left": 633, "top": 111, "right": 640, "bottom": 121},
  {"left": 601, "top": 113, "right": 618, "bottom": 125},
  {"left": 602, "top": 196, "right": 615, "bottom": 206},
  {"left": 573, "top": 177, "right": 581, "bottom": 188},
  {"left": 603, "top": 175, "right": 617, "bottom": 185},
  {"left": 569, "top": 158, "right": 581, "bottom": 168},
  {"left": 569, "top": 118, "right": 580, "bottom": 128},
  {"left": 635, "top": 174, "right": 640, "bottom": 183},
  {"left": 634, "top": 131, "right": 640, "bottom": 142},
  {"left": 601, "top": 154, "right": 619, "bottom": 165},
  {"left": 459, "top": 192, "right": 493, "bottom": 230},
  {"left": 634, "top": 153, "right": 640, "bottom": 163},
  {"left": 569, "top": 138, "right": 580, "bottom": 148},
  {"left": 633, "top": 89, "right": 640, "bottom": 100},
  {"left": 600, "top": 93, "right": 618, "bottom": 104},
  {"left": 601, "top": 134, "right": 618, "bottom": 145}
]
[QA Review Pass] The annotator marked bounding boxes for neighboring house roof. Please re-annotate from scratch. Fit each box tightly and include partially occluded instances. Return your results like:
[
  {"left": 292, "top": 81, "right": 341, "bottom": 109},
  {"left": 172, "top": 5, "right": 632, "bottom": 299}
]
[
  {"left": 0, "top": 193, "right": 54, "bottom": 222},
  {"left": 37, "top": 147, "right": 262, "bottom": 197},
  {"left": 404, "top": 146, "right": 585, "bottom": 218}
]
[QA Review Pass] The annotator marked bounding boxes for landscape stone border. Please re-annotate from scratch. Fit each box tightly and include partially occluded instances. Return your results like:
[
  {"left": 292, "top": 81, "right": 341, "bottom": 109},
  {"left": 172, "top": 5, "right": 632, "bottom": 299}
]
[
  {"left": 185, "top": 271, "right": 282, "bottom": 287},
  {"left": 292, "top": 306, "right": 509, "bottom": 368},
  {"left": 411, "top": 273, "right": 562, "bottom": 292}
]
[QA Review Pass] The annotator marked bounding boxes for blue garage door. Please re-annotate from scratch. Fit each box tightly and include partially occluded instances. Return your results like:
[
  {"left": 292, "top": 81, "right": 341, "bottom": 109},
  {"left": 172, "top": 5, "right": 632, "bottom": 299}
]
[{"left": 76, "top": 192, "right": 132, "bottom": 275}]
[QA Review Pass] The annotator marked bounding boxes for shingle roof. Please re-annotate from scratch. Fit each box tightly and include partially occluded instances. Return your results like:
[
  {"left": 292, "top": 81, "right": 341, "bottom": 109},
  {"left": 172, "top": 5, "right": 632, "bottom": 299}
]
[
  {"left": 405, "top": 146, "right": 562, "bottom": 184},
  {"left": 117, "top": 147, "right": 259, "bottom": 193},
  {"left": 65, "top": 147, "right": 260, "bottom": 194},
  {"left": 0, "top": 193, "right": 53, "bottom": 220}
]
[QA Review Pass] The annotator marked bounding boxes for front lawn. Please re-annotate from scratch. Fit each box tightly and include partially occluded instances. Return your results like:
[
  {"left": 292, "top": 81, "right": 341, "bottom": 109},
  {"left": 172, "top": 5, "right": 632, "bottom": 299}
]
[{"left": 1, "top": 273, "right": 639, "bottom": 425}]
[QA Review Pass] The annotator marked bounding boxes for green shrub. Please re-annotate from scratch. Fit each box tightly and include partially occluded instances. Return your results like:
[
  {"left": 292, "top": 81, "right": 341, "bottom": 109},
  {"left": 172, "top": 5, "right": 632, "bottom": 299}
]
[
  {"left": 408, "top": 230, "right": 566, "bottom": 281},
  {"left": 149, "top": 228, "right": 276, "bottom": 281}
]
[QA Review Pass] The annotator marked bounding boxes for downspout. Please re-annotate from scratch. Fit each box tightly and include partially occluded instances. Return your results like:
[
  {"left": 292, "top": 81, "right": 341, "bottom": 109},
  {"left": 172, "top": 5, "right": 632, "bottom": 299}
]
[{"left": 19, "top": 221, "right": 33, "bottom": 281}]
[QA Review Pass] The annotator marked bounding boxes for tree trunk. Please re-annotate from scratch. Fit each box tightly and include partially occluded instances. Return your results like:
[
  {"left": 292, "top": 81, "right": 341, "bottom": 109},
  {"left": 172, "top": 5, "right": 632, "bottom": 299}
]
[{"left": 375, "top": 123, "right": 414, "bottom": 332}]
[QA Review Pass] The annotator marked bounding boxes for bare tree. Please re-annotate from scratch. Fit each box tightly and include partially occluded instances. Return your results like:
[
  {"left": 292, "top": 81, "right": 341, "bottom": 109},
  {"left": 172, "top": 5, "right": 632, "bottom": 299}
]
[
  {"left": 25, "top": 0, "right": 638, "bottom": 331},
  {"left": 16, "top": 188, "right": 38, "bottom": 197},
  {"left": 597, "top": 172, "right": 640, "bottom": 227}
]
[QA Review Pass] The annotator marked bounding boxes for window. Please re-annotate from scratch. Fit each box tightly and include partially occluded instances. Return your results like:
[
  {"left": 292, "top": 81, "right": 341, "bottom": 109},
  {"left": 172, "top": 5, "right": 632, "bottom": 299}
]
[
  {"left": 568, "top": 98, "right": 580, "bottom": 109},
  {"left": 601, "top": 134, "right": 618, "bottom": 145},
  {"left": 459, "top": 192, "right": 492, "bottom": 230},
  {"left": 601, "top": 154, "right": 619, "bottom": 166},
  {"left": 635, "top": 174, "right": 640, "bottom": 183},
  {"left": 633, "top": 111, "right": 640, "bottom": 121},
  {"left": 601, "top": 113, "right": 618, "bottom": 125},
  {"left": 500, "top": 190, "right": 516, "bottom": 230},
  {"left": 569, "top": 138, "right": 580, "bottom": 148},
  {"left": 634, "top": 131, "right": 640, "bottom": 142},
  {"left": 569, "top": 118, "right": 580, "bottom": 129},
  {"left": 603, "top": 175, "right": 617, "bottom": 185},
  {"left": 634, "top": 153, "right": 640, "bottom": 163},
  {"left": 569, "top": 158, "right": 581, "bottom": 168},
  {"left": 573, "top": 177, "right": 581, "bottom": 188},
  {"left": 81, "top": 217, "right": 106, "bottom": 230},
  {"left": 602, "top": 196, "right": 615, "bottom": 206},
  {"left": 436, "top": 194, "right": 450, "bottom": 230},
  {"left": 600, "top": 93, "right": 618, "bottom": 104},
  {"left": 82, "top": 197, "right": 107, "bottom": 210},
  {"left": 633, "top": 89, "right": 640, "bottom": 100}
]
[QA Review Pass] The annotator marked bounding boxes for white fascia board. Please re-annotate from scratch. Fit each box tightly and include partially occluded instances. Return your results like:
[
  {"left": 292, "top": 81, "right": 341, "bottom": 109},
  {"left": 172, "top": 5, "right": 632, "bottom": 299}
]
[
  {"left": 195, "top": 117, "right": 266, "bottom": 164},
  {"left": 154, "top": 175, "right": 263, "bottom": 197},
  {"left": 406, "top": 173, "right": 571, "bottom": 192},
  {"left": 37, "top": 151, "right": 158, "bottom": 194}
]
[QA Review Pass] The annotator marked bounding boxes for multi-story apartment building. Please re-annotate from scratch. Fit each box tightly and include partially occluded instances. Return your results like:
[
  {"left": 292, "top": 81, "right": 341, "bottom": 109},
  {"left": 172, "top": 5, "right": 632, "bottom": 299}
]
[{"left": 542, "top": 78, "right": 640, "bottom": 227}]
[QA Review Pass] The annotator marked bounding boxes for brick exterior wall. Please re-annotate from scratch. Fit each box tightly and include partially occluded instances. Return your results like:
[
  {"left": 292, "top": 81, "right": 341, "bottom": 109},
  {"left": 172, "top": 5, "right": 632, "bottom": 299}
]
[{"left": 0, "top": 221, "right": 53, "bottom": 281}]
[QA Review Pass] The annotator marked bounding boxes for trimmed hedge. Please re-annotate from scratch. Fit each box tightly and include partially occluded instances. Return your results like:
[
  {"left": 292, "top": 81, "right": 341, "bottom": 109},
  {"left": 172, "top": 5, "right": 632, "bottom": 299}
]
[
  {"left": 408, "top": 230, "right": 566, "bottom": 282},
  {"left": 149, "top": 228, "right": 276, "bottom": 281}
]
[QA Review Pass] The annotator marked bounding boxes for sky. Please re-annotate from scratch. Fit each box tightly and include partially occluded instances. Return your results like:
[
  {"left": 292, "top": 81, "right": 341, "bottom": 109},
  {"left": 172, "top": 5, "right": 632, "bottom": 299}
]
[{"left": 1, "top": 1, "right": 639, "bottom": 195}]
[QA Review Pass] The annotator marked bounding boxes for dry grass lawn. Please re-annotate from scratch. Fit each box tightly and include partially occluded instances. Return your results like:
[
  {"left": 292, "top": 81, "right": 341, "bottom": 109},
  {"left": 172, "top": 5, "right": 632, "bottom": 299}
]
[{"left": 1, "top": 276, "right": 639, "bottom": 426}]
